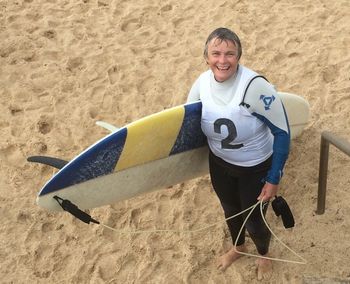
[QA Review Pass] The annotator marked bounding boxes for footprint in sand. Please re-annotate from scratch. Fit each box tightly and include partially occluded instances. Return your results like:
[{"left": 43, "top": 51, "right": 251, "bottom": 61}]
[
  {"left": 91, "top": 86, "right": 105, "bottom": 103},
  {"left": 130, "top": 208, "right": 142, "bottom": 222},
  {"left": 170, "top": 188, "right": 184, "bottom": 200},
  {"left": 0, "top": 144, "right": 24, "bottom": 167},
  {"left": 42, "top": 29, "right": 57, "bottom": 40},
  {"left": 107, "top": 65, "right": 119, "bottom": 85},
  {"left": 9, "top": 105, "right": 23, "bottom": 116},
  {"left": 88, "top": 106, "right": 99, "bottom": 119},
  {"left": 322, "top": 65, "right": 339, "bottom": 83},
  {"left": 32, "top": 141, "right": 48, "bottom": 154},
  {"left": 160, "top": 4, "right": 173, "bottom": 12},
  {"left": 330, "top": 94, "right": 350, "bottom": 113},
  {"left": 66, "top": 57, "right": 84, "bottom": 72},
  {"left": 120, "top": 18, "right": 141, "bottom": 32},
  {"left": 37, "top": 117, "right": 53, "bottom": 135}
]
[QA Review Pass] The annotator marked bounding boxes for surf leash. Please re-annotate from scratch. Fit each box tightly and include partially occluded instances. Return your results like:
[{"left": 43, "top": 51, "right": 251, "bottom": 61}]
[
  {"left": 233, "top": 200, "right": 307, "bottom": 265},
  {"left": 53, "top": 196, "right": 100, "bottom": 225},
  {"left": 53, "top": 196, "right": 306, "bottom": 265},
  {"left": 99, "top": 203, "right": 258, "bottom": 234}
]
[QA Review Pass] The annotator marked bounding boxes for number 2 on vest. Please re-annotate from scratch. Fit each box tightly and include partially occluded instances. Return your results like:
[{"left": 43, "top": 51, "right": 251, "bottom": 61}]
[{"left": 214, "top": 118, "right": 244, "bottom": 149}]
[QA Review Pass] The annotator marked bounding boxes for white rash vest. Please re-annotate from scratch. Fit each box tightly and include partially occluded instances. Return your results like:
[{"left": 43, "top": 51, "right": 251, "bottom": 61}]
[{"left": 187, "top": 65, "right": 290, "bottom": 184}]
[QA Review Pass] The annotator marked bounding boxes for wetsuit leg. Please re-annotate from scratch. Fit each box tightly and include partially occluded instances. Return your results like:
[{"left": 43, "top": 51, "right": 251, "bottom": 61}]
[
  {"left": 238, "top": 172, "right": 271, "bottom": 255},
  {"left": 209, "top": 153, "right": 246, "bottom": 246}
]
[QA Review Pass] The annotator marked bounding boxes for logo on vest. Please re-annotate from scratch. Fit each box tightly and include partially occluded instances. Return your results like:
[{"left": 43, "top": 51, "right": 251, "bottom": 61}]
[{"left": 260, "top": 95, "right": 275, "bottom": 110}]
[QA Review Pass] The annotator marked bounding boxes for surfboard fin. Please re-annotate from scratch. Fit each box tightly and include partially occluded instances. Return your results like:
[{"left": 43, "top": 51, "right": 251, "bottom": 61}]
[
  {"left": 53, "top": 196, "right": 100, "bottom": 224},
  {"left": 96, "top": 121, "right": 119, "bottom": 132},
  {"left": 27, "top": 156, "right": 69, "bottom": 169}
]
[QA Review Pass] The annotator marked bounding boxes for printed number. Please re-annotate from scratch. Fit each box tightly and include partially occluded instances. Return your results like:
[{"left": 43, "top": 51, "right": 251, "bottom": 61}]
[{"left": 214, "top": 118, "right": 244, "bottom": 149}]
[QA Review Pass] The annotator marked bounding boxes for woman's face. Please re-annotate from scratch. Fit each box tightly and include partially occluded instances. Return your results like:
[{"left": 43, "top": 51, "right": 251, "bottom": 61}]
[{"left": 206, "top": 38, "right": 240, "bottom": 82}]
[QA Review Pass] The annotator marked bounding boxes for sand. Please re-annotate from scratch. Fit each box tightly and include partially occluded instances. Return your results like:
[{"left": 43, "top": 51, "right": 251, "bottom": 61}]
[{"left": 1, "top": 0, "right": 350, "bottom": 283}]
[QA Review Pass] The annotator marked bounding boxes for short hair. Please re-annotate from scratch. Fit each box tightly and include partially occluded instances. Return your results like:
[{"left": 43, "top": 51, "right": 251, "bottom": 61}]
[{"left": 203, "top": 28, "right": 242, "bottom": 60}]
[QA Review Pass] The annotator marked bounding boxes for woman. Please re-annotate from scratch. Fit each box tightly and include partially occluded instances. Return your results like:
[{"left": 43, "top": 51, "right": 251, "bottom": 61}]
[{"left": 187, "top": 27, "right": 290, "bottom": 280}]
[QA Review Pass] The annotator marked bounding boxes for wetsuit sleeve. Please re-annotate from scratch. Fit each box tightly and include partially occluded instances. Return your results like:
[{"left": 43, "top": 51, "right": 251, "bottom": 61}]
[
  {"left": 186, "top": 77, "right": 201, "bottom": 103},
  {"left": 242, "top": 77, "right": 290, "bottom": 185}
]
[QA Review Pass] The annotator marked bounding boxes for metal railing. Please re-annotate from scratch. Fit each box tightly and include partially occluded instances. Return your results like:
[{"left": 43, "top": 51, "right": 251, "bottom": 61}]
[{"left": 316, "top": 131, "right": 350, "bottom": 214}]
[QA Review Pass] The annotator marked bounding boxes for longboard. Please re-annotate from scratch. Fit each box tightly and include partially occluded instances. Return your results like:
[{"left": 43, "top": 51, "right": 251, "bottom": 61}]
[{"left": 34, "top": 92, "right": 309, "bottom": 211}]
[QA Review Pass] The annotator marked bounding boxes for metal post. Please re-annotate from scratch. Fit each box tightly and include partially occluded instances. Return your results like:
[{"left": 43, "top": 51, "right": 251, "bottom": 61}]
[
  {"left": 316, "top": 136, "right": 329, "bottom": 214},
  {"left": 316, "top": 131, "right": 350, "bottom": 215}
]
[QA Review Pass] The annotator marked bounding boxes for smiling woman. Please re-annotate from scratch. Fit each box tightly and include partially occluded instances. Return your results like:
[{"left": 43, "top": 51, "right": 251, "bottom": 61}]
[
  {"left": 204, "top": 30, "right": 241, "bottom": 82},
  {"left": 206, "top": 39, "right": 239, "bottom": 82},
  {"left": 186, "top": 27, "right": 291, "bottom": 280}
]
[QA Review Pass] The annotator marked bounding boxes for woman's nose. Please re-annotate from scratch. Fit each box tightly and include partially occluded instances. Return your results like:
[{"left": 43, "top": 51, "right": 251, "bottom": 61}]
[{"left": 218, "top": 54, "right": 226, "bottom": 63}]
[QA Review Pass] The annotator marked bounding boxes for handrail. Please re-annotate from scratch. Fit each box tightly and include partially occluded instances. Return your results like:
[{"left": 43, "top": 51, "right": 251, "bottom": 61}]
[{"left": 316, "top": 131, "right": 350, "bottom": 214}]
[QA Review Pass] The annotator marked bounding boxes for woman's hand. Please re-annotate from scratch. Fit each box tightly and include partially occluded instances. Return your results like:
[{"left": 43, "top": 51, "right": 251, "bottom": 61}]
[{"left": 257, "top": 182, "right": 278, "bottom": 202}]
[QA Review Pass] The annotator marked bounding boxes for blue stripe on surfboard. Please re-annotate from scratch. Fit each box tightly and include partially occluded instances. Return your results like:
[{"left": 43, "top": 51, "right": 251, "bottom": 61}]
[
  {"left": 39, "top": 128, "right": 127, "bottom": 196},
  {"left": 170, "top": 102, "right": 207, "bottom": 155}
]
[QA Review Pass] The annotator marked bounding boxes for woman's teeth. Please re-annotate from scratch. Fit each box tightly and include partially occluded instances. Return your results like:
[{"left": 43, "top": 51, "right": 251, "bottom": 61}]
[{"left": 217, "top": 66, "right": 229, "bottom": 70}]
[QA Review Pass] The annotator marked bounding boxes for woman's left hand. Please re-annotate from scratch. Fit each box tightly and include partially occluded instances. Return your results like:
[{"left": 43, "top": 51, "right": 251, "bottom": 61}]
[{"left": 257, "top": 182, "right": 278, "bottom": 202}]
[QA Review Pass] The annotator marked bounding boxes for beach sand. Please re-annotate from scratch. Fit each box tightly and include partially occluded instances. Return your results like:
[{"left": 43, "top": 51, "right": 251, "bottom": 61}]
[{"left": 1, "top": 0, "right": 350, "bottom": 283}]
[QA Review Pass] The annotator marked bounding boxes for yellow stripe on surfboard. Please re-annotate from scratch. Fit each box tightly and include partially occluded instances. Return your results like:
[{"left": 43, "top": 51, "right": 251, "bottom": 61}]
[{"left": 115, "top": 106, "right": 185, "bottom": 171}]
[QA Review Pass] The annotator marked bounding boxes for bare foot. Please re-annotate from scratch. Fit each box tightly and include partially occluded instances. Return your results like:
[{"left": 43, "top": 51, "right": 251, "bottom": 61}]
[
  {"left": 256, "top": 256, "right": 273, "bottom": 281},
  {"left": 217, "top": 245, "right": 246, "bottom": 271}
]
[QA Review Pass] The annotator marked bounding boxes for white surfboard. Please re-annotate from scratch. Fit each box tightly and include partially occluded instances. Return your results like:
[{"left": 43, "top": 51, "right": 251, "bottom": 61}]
[
  {"left": 34, "top": 92, "right": 309, "bottom": 211},
  {"left": 278, "top": 92, "right": 310, "bottom": 139}
]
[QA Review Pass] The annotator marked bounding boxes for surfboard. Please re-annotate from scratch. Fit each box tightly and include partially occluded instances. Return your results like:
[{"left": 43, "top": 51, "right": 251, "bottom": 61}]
[
  {"left": 34, "top": 92, "right": 309, "bottom": 211},
  {"left": 279, "top": 92, "right": 310, "bottom": 139}
]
